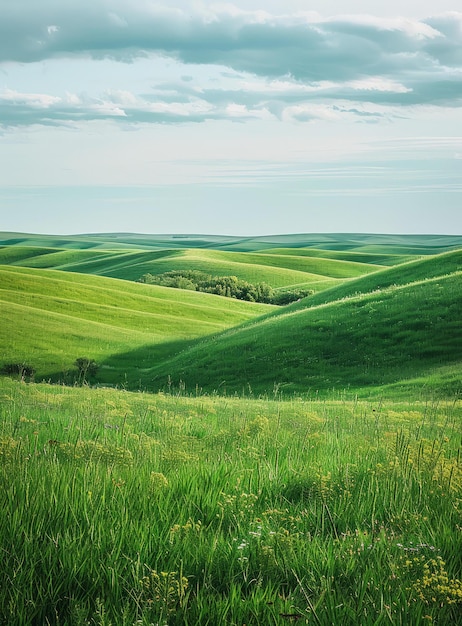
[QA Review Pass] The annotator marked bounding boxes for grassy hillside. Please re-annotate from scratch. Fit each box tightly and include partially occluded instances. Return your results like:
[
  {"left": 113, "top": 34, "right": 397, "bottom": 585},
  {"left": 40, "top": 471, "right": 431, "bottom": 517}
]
[
  {"left": 10, "top": 249, "right": 121, "bottom": 269},
  {"left": 289, "top": 248, "right": 462, "bottom": 311},
  {"left": 259, "top": 247, "right": 412, "bottom": 266},
  {"left": 1, "top": 378, "right": 461, "bottom": 624},
  {"left": 1, "top": 232, "right": 461, "bottom": 625},
  {"left": 0, "top": 246, "right": 60, "bottom": 264},
  {"left": 67, "top": 248, "right": 341, "bottom": 288},
  {"left": 0, "top": 246, "right": 376, "bottom": 292},
  {"left": 0, "top": 266, "right": 273, "bottom": 383},
  {"left": 144, "top": 267, "right": 462, "bottom": 396},
  {"left": 2, "top": 232, "right": 461, "bottom": 299},
  {"left": 1, "top": 235, "right": 461, "bottom": 396},
  {"left": 53, "top": 250, "right": 179, "bottom": 279}
]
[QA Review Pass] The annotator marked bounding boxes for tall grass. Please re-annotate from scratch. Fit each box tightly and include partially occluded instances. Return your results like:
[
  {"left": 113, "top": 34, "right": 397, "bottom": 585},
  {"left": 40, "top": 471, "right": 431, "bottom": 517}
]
[{"left": 1, "top": 378, "right": 461, "bottom": 625}]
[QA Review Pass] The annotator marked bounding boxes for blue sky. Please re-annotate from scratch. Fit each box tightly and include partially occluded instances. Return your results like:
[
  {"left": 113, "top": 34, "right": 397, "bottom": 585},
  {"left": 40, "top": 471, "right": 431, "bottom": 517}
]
[{"left": 0, "top": 0, "right": 461, "bottom": 236}]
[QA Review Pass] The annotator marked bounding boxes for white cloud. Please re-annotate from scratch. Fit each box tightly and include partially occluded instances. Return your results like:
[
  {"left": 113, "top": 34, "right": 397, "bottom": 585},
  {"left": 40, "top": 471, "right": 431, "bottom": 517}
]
[
  {"left": 326, "top": 14, "right": 442, "bottom": 39},
  {"left": 346, "top": 78, "right": 412, "bottom": 93},
  {"left": 225, "top": 103, "right": 272, "bottom": 120},
  {"left": 283, "top": 104, "right": 341, "bottom": 122},
  {"left": 1, "top": 89, "right": 61, "bottom": 108},
  {"left": 0, "top": 4, "right": 460, "bottom": 75}
]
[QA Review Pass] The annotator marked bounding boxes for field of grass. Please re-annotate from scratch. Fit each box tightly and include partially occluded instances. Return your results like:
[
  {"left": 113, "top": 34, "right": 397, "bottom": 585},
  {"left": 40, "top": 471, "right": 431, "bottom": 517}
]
[
  {"left": 76, "top": 249, "right": 336, "bottom": 288},
  {"left": 289, "top": 249, "right": 462, "bottom": 311},
  {"left": 0, "top": 232, "right": 461, "bottom": 624},
  {"left": 10, "top": 249, "right": 122, "bottom": 269},
  {"left": 2, "top": 233, "right": 461, "bottom": 302},
  {"left": 1, "top": 245, "right": 461, "bottom": 394},
  {"left": 0, "top": 377, "right": 461, "bottom": 625},
  {"left": 0, "top": 266, "right": 273, "bottom": 384}
]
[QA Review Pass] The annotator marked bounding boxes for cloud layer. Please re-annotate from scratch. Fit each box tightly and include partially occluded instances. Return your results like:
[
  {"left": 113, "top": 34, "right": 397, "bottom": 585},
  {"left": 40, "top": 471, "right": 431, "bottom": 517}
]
[{"left": 1, "top": 2, "right": 462, "bottom": 127}]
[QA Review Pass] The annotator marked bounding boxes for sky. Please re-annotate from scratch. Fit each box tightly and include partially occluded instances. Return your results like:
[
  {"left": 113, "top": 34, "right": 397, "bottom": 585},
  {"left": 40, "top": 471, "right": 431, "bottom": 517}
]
[{"left": 0, "top": 0, "right": 461, "bottom": 236}]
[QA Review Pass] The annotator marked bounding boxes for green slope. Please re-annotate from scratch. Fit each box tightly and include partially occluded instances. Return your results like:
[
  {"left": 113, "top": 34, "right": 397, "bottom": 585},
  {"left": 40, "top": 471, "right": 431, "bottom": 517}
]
[
  {"left": 1, "top": 236, "right": 461, "bottom": 397},
  {"left": 2, "top": 234, "right": 460, "bottom": 299},
  {"left": 0, "top": 246, "right": 59, "bottom": 264},
  {"left": 196, "top": 250, "right": 381, "bottom": 278},
  {"left": 143, "top": 261, "right": 462, "bottom": 395},
  {"left": 114, "top": 248, "right": 358, "bottom": 288},
  {"left": 0, "top": 246, "right": 350, "bottom": 291},
  {"left": 290, "top": 248, "right": 462, "bottom": 311},
  {"left": 0, "top": 266, "right": 273, "bottom": 384},
  {"left": 53, "top": 250, "right": 179, "bottom": 277},
  {"left": 258, "top": 247, "right": 411, "bottom": 266},
  {"left": 12, "top": 249, "right": 120, "bottom": 269}
]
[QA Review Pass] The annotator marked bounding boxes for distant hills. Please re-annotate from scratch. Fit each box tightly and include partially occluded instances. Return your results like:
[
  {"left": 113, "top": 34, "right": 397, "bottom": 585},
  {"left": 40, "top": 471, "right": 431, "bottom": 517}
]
[{"left": 2, "top": 231, "right": 462, "bottom": 252}]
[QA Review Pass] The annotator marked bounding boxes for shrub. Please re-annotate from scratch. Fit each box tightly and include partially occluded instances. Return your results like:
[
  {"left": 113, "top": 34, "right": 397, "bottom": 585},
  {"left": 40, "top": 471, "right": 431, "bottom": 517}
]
[
  {"left": 74, "top": 357, "right": 98, "bottom": 383},
  {"left": 1, "top": 363, "right": 35, "bottom": 379},
  {"left": 271, "top": 288, "right": 314, "bottom": 305}
]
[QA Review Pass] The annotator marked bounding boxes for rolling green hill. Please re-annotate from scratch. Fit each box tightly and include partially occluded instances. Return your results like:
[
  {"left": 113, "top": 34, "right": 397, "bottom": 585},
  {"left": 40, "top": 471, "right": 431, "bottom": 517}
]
[
  {"left": 288, "top": 248, "right": 462, "bottom": 311},
  {"left": 258, "top": 247, "right": 412, "bottom": 266},
  {"left": 0, "top": 266, "right": 273, "bottom": 383},
  {"left": 139, "top": 254, "right": 462, "bottom": 396},
  {"left": 64, "top": 248, "right": 342, "bottom": 287},
  {"left": 0, "top": 247, "right": 345, "bottom": 291},
  {"left": 2, "top": 233, "right": 461, "bottom": 298},
  {"left": 9, "top": 249, "right": 121, "bottom": 269},
  {"left": 1, "top": 231, "right": 462, "bottom": 626},
  {"left": 0, "top": 241, "right": 384, "bottom": 293},
  {"left": 1, "top": 233, "right": 461, "bottom": 397}
]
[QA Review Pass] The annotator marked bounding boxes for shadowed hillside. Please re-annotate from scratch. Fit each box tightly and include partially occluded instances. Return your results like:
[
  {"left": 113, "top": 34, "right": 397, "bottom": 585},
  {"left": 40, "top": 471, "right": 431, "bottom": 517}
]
[{"left": 140, "top": 259, "right": 462, "bottom": 395}]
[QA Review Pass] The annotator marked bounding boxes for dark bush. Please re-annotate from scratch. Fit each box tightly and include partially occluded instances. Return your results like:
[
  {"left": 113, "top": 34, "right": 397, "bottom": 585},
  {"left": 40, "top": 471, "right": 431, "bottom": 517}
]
[
  {"left": 74, "top": 358, "right": 98, "bottom": 383},
  {"left": 270, "top": 288, "right": 315, "bottom": 305},
  {"left": 2, "top": 363, "right": 36, "bottom": 378}
]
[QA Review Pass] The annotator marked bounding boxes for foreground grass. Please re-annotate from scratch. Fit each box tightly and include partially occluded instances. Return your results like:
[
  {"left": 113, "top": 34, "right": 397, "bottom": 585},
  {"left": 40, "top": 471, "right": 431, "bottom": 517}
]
[{"left": 1, "top": 378, "right": 461, "bottom": 625}]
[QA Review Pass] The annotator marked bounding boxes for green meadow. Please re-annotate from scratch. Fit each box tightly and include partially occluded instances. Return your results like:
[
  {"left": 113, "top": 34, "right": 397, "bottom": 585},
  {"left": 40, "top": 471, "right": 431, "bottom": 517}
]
[
  {"left": 0, "top": 232, "right": 461, "bottom": 625},
  {"left": 1, "top": 379, "right": 462, "bottom": 625}
]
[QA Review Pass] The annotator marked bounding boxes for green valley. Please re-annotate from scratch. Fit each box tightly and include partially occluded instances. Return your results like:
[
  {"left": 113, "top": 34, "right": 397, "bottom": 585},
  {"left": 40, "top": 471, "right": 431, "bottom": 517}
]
[{"left": 0, "top": 232, "right": 461, "bottom": 394}]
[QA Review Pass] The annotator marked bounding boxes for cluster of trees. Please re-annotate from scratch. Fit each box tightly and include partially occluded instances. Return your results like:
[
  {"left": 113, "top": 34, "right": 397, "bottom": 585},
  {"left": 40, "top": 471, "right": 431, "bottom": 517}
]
[{"left": 138, "top": 270, "right": 313, "bottom": 305}]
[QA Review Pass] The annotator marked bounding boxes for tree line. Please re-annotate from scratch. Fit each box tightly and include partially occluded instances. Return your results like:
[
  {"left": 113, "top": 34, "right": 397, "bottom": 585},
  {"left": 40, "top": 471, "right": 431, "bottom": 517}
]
[{"left": 138, "top": 270, "right": 313, "bottom": 305}]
